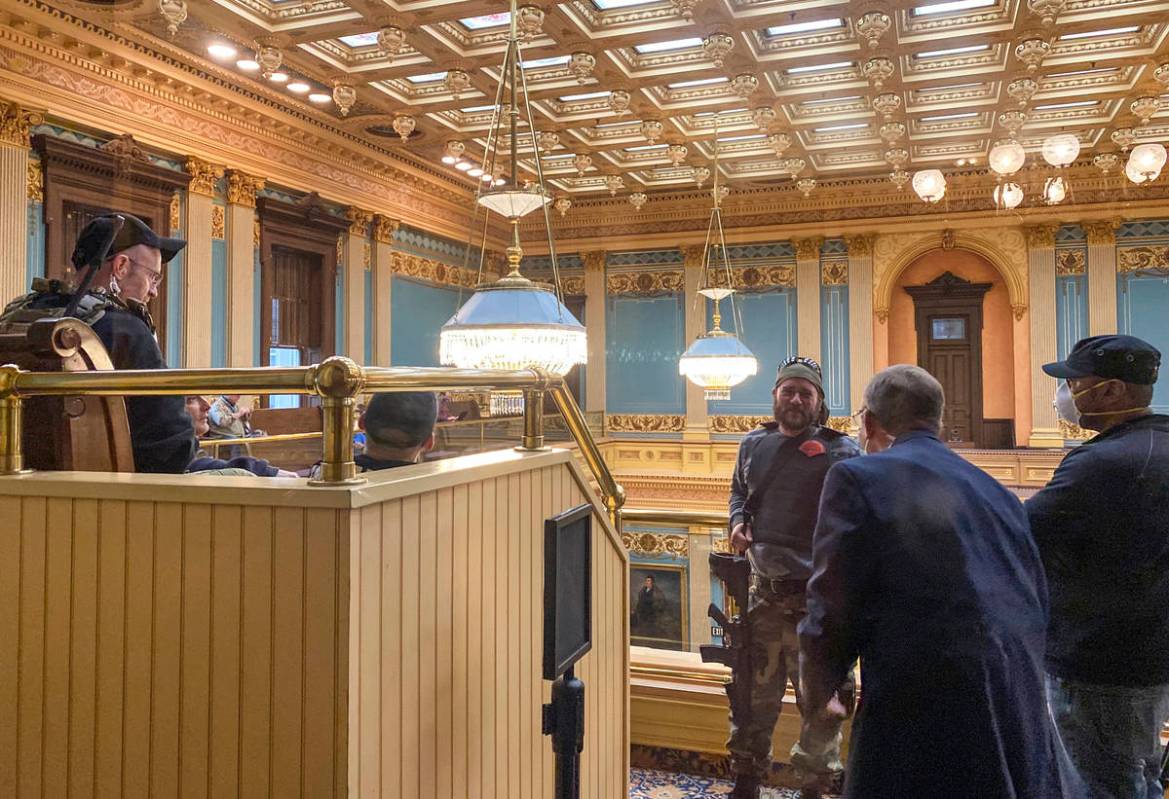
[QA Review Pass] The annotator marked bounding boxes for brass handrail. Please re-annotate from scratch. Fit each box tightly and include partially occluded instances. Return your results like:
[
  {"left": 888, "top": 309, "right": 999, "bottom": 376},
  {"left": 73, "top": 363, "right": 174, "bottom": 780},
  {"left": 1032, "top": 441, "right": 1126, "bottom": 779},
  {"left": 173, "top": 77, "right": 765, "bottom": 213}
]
[
  {"left": 0, "top": 357, "right": 625, "bottom": 523},
  {"left": 620, "top": 508, "right": 729, "bottom": 528}
]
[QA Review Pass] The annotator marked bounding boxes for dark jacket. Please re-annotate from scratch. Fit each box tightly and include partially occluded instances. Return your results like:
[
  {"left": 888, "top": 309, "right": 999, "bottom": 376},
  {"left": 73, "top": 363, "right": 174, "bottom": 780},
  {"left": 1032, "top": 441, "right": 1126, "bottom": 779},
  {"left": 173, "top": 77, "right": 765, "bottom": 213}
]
[
  {"left": 729, "top": 422, "right": 860, "bottom": 581},
  {"left": 800, "top": 431, "right": 1080, "bottom": 799},
  {"left": 1027, "top": 413, "right": 1169, "bottom": 687}
]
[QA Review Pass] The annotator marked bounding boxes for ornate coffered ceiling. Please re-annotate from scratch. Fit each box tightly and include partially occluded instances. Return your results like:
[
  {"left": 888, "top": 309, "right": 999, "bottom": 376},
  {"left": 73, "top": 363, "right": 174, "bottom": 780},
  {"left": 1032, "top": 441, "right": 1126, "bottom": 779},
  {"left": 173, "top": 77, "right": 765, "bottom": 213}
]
[{"left": 29, "top": 0, "right": 1169, "bottom": 204}]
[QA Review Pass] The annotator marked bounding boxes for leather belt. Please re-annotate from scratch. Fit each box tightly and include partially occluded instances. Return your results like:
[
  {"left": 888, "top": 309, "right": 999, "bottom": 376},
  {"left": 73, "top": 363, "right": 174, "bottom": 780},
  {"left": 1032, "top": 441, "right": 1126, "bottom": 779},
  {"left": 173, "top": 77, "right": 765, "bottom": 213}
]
[{"left": 754, "top": 576, "right": 805, "bottom": 598}]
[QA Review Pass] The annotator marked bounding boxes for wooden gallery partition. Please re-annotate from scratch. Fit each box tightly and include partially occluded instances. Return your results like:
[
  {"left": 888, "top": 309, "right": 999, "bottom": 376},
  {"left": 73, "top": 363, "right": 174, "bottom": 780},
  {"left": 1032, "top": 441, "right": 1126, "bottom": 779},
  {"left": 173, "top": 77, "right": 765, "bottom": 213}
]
[{"left": 0, "top": 448, "right": 629, "bottom": 798}]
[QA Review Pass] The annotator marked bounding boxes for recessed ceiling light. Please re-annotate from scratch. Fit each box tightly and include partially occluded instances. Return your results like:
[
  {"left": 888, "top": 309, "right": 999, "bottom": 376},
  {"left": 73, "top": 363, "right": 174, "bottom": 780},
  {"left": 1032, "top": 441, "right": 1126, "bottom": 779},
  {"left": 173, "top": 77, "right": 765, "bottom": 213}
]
[
  {"left": 287, "top": 81, "right": 311, "bottom": 93},
  {"left": 766, "top": 18, "right": 845, "bottom": 37},
  {"left": 406, "top": 72, "right": 447, "bottom": 84},
  {"left": 634, "top": 37, "right": 703, "bottom": 54},
  {"left": 468, "top": 167, "right": 485, "bottom": 177},
  {"left": 593, "top": 0, "right": 658, "bottom": 8},
  {"left": 1034, "top": 100, "right": 1098, "bottom": 110},
  {"left": 460, "top": 104, "right": 496, "bottom": 113},
  {"left": 786, "top": 61, "right": 852, "bottom": 74},
  {"left": 1058, "top": 26, "right": 1139, "bottom": 40},
  {"left": 543, "top": 153, "right": 576, "bottom": 160},
  {"left": 460, "top": 13, "right": 510, "bottom": 30},
  {"left": 802, "top": 95, "right": 863, "bottom": 106},
  {"left": 912, "top": 0, "right": 995, "bottom": 16},
  {"left": 558, "top": 91, "right": 610, "bottom": 101},
  {"left": 308, "top": 92, "right": 332, "bottom": 104},
  {"left": 718, "top": 133, "right": 767, "bottom": 142},
  {"left": 523, "top": 55, "right": 570, "bottom": 69},
  {"left": 624, "top": 143, "right": 668, "bottom": 151},
  {"left": 814, "top": 123, "right": 868, "bottom": 132},
  {"left": 920, "top": 112, "right": 979, "bottom": 121},
  {"left": 207, "top": 43, "right": 238, "bottom": 60},
  {"left": 695, "top": 108, "right": 747, "bottom": 117},
  {"left": 455, "top": 161, "right": 474, "bottom": 171},
  {"left": 918, "top": 82, "right": 984, "bottom": 93},
  {"left": 1045, "top": 67, "right": 1117, "bottom": 78},
  {"left": 667, "top": 77, "right": 729, "bottom": 89},
  {"left": 268, "top": 72, "right": 289, "bottom": 83},
  {"left": 338, "top": 32, "right": 380, "bottom": 48},
  {"left": 916, "top": 44, "right": 990, "bottom": 58},
  {"left": 237, "top": 59, "right": 260, "bottom": 72}
]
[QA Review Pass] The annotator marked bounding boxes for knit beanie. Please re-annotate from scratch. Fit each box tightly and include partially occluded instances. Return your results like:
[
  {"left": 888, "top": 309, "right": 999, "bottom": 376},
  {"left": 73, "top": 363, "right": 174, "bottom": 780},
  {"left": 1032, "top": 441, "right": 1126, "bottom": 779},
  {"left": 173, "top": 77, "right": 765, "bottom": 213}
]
[{"left": 774, "top": 359, "right": 824, "bottom": 396}]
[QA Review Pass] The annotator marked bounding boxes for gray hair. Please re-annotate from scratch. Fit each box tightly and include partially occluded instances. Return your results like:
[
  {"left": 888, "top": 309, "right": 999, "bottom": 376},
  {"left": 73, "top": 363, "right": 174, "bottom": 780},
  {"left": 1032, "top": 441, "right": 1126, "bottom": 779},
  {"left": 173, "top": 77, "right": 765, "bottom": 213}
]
[{"left": 863, "top": 364, "right": 944, "bottom": 436}]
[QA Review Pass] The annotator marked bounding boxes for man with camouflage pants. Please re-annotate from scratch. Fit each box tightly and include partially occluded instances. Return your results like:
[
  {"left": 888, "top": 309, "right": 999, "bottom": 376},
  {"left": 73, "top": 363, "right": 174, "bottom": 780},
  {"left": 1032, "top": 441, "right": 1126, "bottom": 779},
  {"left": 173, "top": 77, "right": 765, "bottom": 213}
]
[{"left": 727, "top": 356, "right": 861, "bottom": 799}]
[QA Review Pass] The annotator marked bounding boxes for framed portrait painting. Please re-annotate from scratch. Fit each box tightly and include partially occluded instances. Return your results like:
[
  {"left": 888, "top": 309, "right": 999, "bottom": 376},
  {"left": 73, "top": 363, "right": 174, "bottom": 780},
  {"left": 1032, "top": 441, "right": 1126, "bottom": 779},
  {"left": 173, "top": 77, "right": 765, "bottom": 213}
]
[{"left": 629, "top": 564, "right": 688, "bottom": 651}]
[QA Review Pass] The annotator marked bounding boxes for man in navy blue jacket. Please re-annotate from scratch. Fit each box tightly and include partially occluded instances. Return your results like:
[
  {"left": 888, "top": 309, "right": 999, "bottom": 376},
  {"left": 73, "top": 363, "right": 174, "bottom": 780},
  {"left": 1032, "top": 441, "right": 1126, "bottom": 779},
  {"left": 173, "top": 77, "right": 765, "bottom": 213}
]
[
  {"left": 1028, "top": 334, "right": 1169, "bottom": 799},
  {"left": 799, "top": 364, "right": 1081, "bottom": 798}
]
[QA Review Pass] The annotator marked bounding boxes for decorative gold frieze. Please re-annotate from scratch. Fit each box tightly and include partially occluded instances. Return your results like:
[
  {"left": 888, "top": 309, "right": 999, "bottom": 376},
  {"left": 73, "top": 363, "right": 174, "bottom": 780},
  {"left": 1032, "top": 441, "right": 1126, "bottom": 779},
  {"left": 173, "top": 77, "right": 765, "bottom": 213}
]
[
  {"left": 1055, "top": 249, "right": 1086, "bottom": 276},
  {"left": 793, "top": 237, "right": 824, "bottom": 261},
  {"left": 1118, "top": 246, "right": 1169, "bottom": 274},
  {"left": 941, "top": 229, "right": 956, "bottom": 250},
  {"left": 1058, "top": 419, "right": 1094, "bottom": 441},
  {"left": 711, "top": 537, "right": 734, "bottom": 554},
  {"left": 606, "top": 414, "right": 686, "bottom": 433},
  {"left": 607, "top": 270, "right": 685, "bottom": 296},
  {"left": 100, "top": 133, "right": 147, "bottom": 162},
  {"left": 169, "top": 191, "right": 181, "bottom": 233},
  {"left": 346, "top": 206, "right": 373, "bottom": 237},
  {"left": 1011, "top": 304, "right": 1027, "bottom": 321},
  {"left": 336, "top": 234, "right": 344, "bottom": 264},
  {"left": 373, "top": 215, "right": 399, "bottom": 244},
  {"left": 582, "top": 250, "right": 607, "bottom": 273},
  {"left": 390, "top": 251, "right": 480, "bottom": 288},
  {"left": 0, "top": 101, "right": 43, "bottom": 147},
  {"left": 681, "top": 244, "right": 705, "bottom": 269},
  {"left": 821, "top": 261, "right": 848, "bottom": 286},
  {"left": 621, "top": 532, "right": 689, "bottom": 558},
  {"left": 708, "top": 265, "right": 796, "bottom": 290},
  {"left": 363, "top": 242, "right": 372, "bottom": 271},
  {"left": 210, "top": 205, "right": 225, "bottom": 239},
  {"left": 225, "top": 170, "right": 264, "bottom": 208},
  {"left": 26, "top": 160, "right": 42, "bottom": 202},
  {"left": 1024, "top": 224, "right": 1058, "bottom": 249},
  {"left": 253, "top": 217, "right": 261, "bottom": 248},
  {"left": 1083, "top": 220, "right": 1118, "bottom": 246},
  {"left": 845, "top": 234, "right": 874, "bottom": 257},
  {"left": 709, "top": 415, "right": 770, "bottom": 433},
  {"left": 185, "top": 157, "right": 223, "bottom": 197},
  {"left": 561, "top": 275, "right": 585, "bottom": 296},
  {"left": 825, "top": 416, "right": 856, "bottom": 434}
]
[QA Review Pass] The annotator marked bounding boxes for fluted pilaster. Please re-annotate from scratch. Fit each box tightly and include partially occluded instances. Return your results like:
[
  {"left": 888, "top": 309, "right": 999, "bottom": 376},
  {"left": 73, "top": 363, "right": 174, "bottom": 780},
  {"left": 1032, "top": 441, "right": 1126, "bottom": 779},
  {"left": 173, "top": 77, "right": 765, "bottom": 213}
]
[
  {"left": 371, "top": 215, "right": 398, "bottom": 366},
  {"left": 582, "top": 250, "right": 607, "bottom": 413},
  {"left": 0, "top": 102, "right": 42, "bottom": 304},
  {"left": 183, "top": 157, "right": 222, "bottom": 367},
  {"left": 846, "top": 234, "right": 875, "bottom": 412},
  {"left": 681, "top": 244, "right": 709, "bottom": 440},
  {"left": 794, "top": 237, "right": 824, "bottom": 360},
  {"left": 1084, "top": 220, "right": 1119, "bottom": 335},
  {"left": 1025, "top": 224, "right": 1063, "bottom": 447},
  {"left": 225, "top": 170, "right": 263, "bottom": 367},
  {"left": 343, "top": 208, "right": 373, "bottom": 362}
]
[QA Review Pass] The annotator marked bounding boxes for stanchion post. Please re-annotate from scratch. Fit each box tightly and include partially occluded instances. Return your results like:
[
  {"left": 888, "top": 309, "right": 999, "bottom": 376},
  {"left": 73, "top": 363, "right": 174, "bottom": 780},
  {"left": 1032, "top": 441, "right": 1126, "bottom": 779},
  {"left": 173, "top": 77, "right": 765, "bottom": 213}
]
[
  {"left": 309, "top": 356, "right": 365, "bottom": 485},
  {"left": 0, "top": 365, "right": 29, "bottom": 476}
]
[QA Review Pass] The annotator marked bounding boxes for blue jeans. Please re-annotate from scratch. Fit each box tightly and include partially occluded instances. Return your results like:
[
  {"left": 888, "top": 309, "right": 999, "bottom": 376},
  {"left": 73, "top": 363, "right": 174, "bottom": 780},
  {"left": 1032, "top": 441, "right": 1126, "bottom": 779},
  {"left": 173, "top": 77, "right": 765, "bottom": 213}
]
[{"left": 1046, "top": 674, "right": 1169, "bottom": 799}]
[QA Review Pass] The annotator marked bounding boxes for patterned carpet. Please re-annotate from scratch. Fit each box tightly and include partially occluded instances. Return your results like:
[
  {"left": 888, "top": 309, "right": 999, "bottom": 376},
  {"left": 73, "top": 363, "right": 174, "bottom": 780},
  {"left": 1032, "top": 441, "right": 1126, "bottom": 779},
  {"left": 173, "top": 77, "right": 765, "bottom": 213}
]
[{"left": 629, "top": 767, "right": 838, "bottom": 798}]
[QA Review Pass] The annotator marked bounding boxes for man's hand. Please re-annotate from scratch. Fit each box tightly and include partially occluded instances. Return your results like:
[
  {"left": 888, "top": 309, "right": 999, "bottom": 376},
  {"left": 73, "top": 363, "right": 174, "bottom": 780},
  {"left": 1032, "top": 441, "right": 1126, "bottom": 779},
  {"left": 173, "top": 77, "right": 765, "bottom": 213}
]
[{"left": 730, "top": 522, "right": 753, "bottom": 554}]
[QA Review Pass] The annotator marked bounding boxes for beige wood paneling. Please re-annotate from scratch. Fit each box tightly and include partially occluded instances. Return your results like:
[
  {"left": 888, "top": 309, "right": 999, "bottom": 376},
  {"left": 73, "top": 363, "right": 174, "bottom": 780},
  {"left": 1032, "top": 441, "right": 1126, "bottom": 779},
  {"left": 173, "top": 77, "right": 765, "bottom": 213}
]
[{"left": 0, "top": 449, "right": 627, "bottom": 798}]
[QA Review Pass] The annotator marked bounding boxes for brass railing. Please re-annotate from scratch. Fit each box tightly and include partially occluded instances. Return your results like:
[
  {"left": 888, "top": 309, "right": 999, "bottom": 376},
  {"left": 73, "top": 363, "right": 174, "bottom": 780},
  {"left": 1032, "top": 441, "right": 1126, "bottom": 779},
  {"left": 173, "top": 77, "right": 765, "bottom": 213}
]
[
  {"left": 620, "top": 508, "right": 729, "bottom": 529},
  {"left": 0, "top": 357, "right": 625, "bottom": 524}
]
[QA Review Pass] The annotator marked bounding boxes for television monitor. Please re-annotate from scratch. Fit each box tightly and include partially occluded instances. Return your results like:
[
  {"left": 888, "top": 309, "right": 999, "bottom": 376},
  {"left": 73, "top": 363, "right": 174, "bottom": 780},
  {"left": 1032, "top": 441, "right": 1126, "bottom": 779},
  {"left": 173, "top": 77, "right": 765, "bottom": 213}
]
[{"left": 543, "top": 503, "right": 593, "bottom": 681}]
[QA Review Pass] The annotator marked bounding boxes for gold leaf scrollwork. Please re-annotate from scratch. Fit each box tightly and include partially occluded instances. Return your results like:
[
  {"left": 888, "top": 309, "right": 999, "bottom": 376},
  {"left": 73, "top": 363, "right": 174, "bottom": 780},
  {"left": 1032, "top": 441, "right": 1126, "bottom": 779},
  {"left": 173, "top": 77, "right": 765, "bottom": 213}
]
[
  {"left": 1055, "top": 249, "right": 1086, "bottom": 276},
  {"left": 346, "top": 206, "right": 373, "bottom": 237},
  {"left": 821, "top": 261, "right": 848, "bottom": 286},
  {"left": 709, "top": 415, "right": 770, "bottom": 433},
  {"left": 27, "top": 160, "right": 43, "bottom": 203},
  {"left": 169, "top": 191, "right": 181, "bottom": 233},
  {"left": 582, "top": 250, "right": 607, "bottom": 273},
  {"left": 253, "top": 218, "right": 261, "bottom": 248},
  {"left": 845, "top": 234, "right": 874, "bottom": 257},
  {"left": 606, "top": 270, "right": 685, "bottom": 296},
  {"left": 1118, "top": 246, "right": 1169, "bottom": 274},
  {"left": 794, "top": 237, "right": 824, "bottom": 261},
  {"left": 373, "top": 215, "right": 399, "bottom": 244},
  {"left": 711, "top": 537, "right": 734, "bottom": 554},
  {"left": 1083, "top": 220, "right": 1118, "bottom": 247},
  {"left": 709, "top": 265, "right": 796, "bottom": 290},
  {"left": 826, "top": 416, "right": 857, "bottom": 434},
  {"left": 561, "top": 276, "right": 585, "bottom": 296},
  {"left": 185, "top": 156, "right": 223, "bottom": 197},
  {"left": 1012, "top": 304, "right": 1027, "bottom": 321},
  {"left": 0, "top": 101, "right": 43, "bottom": 147},
  {"left": 390, "top": 251, "right": 480, "bottom": 288},
  {"left": 1024, "top": 224, "right": 1058, "bottom": 249},
  {"left": 606, "top": 414, "right": 686, "bottom": 432},
  {"left": 1058, "top": 419, "right": 1095, "bottom": 441},
  {"left": 621, "top": 532, "right": 690, "bottom": 558},
  {"left": 363, "top": 243, "right": 372, "bottom": 271},
  {"left": 210, "top": 205, "right": 225, "bottom": 239},
  {"left": 226, "top": 170, "right": 264, "bottom": 208}
]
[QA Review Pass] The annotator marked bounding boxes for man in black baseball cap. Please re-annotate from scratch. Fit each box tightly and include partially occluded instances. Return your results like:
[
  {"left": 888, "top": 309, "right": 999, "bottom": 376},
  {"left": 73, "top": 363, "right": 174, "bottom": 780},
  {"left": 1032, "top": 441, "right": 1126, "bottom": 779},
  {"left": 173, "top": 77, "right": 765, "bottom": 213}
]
[{"left": 1028, "top": 333, "right": 1169, "bottom": 798}]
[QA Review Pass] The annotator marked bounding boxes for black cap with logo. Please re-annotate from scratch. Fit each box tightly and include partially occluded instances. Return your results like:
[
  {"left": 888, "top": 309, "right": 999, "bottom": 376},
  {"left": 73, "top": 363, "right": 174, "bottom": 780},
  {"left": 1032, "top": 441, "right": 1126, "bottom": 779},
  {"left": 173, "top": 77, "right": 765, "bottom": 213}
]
[
  {"left": 71, "top": 212, "right": 187, "bottom": 270},
  {"left": 1042, "top": 334, "right": 1161, "bottom": 385}
]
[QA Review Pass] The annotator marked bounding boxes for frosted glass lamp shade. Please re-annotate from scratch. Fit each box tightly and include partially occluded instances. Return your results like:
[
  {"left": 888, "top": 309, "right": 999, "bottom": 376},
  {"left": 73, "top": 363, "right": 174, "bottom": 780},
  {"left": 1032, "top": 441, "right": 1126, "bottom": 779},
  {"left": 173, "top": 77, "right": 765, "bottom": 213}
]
[
  {"left": 1125, "top": 159, "right": 1160, "bottom": 185},
  {"left": 989, "top": 141, "right": 1026, "bottom": 176},
  {"left": 1041, "top": 134, "right": 1081, "bottom": 168},
  {"left": 1127, "top": 143, "right": 1167, "bottom": 183},
  {"left": 477, "top": 188, "right": 551, "bottom": 218},
  {"left": 912, "top": 169, "right": 946, "bottom": 203},
  {"left": 994, "top": 182, "right": 1024, "bottom": 209},
  {"left": 1043, "top": 176, "right": 1066, "bottom": 205},
  {"left": 679, "top": 331, "right": 758, "bottom": 401}
]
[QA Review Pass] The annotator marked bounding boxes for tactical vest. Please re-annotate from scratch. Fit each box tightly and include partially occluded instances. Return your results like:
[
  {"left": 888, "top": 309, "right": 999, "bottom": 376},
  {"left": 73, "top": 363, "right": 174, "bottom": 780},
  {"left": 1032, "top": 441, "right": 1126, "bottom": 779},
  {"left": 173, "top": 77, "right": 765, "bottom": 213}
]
[
  {"left": 748, "top": 434, "right": 834, "bottom": 550},
  {"left": 0, "top": 279, "right": 155, "bottom": 334}
]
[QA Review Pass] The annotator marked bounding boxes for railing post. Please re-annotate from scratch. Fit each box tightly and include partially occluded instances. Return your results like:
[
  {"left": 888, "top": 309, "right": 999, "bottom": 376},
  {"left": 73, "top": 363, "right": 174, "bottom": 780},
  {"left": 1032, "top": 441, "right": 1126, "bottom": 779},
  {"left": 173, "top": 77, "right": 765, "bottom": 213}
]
[
  {"left": 0, "top": 365, "right": 29, "bottom": 475},
  {"left": 519, "top": 387, "right": 546, "bottom": 450},
  {"left": 309, "top": 356, "right": 365, "bottom": 485}
]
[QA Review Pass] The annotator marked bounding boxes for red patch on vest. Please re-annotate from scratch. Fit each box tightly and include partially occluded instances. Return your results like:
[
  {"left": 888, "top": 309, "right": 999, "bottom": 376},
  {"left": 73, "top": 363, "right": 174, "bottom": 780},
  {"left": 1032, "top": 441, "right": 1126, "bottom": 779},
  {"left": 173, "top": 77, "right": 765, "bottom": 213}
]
[{"left": 799, "top": 440, "right": 826, "bottom": 457}]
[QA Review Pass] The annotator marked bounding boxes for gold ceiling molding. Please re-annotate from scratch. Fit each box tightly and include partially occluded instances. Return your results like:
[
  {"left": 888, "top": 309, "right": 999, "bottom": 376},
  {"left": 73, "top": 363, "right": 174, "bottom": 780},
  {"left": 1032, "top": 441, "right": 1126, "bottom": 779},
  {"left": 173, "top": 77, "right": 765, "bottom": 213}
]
[
  {"left": 708, "top": 265, "right": 796, "bottom": 291},
  {"left": 606, "top": 414, "right": 686, "bottom": 433},
  {"left": 225, "top": 169, "right": 264, "bottom": 208},
  {"left": 1118, "top": 246, "right": 1169, "bottom": 274},
  {"left": 210, "top": 204, "right": 225, "bottom": 239},
  {"left": 873, "top": 228, "right": 1028, "bottom": 323},
  {"left": 0, "top": 98, "right": 42, "bottom": 147},
  {"left": 346, "top": 206, "right": 372, "bottom": 238},
  {"left": 607, "top": 270, "right": 685, "bottom": 296},
  {"left": 821, "top": 261, "right": 848, "bottom": 286},
  {"left": 621, "top": 532, "right": 689, "bottom": 558},
  {"left": 26, "top": 158, "right": 41, "bottom": 201},
  {"left": 389, "top": 250, "right": 478, "bottom": 289},
  {"left": 1055, "top": 249, "right": 1086, "bottom": 276},
  {"left": 709, "top": 415, "right": 770, "bottom": 434},
  {"left": 185, "top": 156, "right": 223, "bottom": 198},
  {"left": 372, "top": 214, "right": 399, "bottom": 245}
]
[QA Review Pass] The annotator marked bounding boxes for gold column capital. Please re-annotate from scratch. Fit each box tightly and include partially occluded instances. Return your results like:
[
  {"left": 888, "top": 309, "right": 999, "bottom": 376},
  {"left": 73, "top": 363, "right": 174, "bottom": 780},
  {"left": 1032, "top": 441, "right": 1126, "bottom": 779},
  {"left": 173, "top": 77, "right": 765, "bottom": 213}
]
[
  {"left": 582, "top": 249, "right": 607, "bottom": 273},
  {"left": 845, "top": 234, "right": 874, "bottom": 256},
  {"left": 1023, "top": 223, "right": 1059, "bottom": 249},
  {"left": 0, "top": 101, "right": 43, "bottom": 148},
  {"left": 185, "top": 157, "right": 224, "bottom": 197},
  {"left": 793, "top": 236, "right": 824, "bottom": 261},
  {"left": 27, "top": 160, "right": 43, "bottom": 202},
  {"left": 225, "top": 169, "right": 265, "bottom": 208},
  {"left": 346, "top": 206, "right": 373, "bottom": 237},
  {"left": 373, "top": 214, "right": 399, "bottom": 244},
  {"left": 1083, "top": 219, "right": 1119, "bottom": 246},
  {"left": 681, "top": 244, "right": 706, "bottom": 269}
]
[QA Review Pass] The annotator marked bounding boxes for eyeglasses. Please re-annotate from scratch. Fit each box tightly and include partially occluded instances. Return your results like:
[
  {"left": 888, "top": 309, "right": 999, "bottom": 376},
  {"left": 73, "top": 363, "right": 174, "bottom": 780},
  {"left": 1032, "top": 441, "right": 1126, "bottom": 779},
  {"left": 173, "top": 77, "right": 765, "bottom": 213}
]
[
  {"left": 780, "top": 355, "right": 823, "bottom": 376},
  {"left": 850, "top": 406, "right": 868, "bottom": 424},
  {"left": 128, "top": 260, "right": 164, "bottom": 288}
]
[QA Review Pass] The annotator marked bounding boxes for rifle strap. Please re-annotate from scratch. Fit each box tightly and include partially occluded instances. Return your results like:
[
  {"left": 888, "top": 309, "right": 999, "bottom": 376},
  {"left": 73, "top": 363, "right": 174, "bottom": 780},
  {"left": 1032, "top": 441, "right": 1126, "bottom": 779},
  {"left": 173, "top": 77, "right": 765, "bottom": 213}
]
[{"left": 742, "top": 428, "right": 814, "bottom": 522}]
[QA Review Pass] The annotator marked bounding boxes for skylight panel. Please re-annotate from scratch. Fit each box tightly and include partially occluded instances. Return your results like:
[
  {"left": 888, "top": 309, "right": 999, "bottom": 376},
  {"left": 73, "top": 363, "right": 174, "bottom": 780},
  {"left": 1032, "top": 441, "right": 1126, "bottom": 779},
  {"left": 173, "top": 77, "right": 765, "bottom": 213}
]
[
  {"left": 634, "top": 37, "right": 703, "bottom": 54},
  {"left": 460, "top": 13, "right": 510, "bottom": 30},
  {"left": 543, "top": 153, "right": 576, "bottom": 160},
  {"left": 338, "top": 32, "right": 380, "bottom": 48},
  {"left": 1034, "top": 100, "right": 1098, "bottom": 110},
  {"left": 406, "top": 72, "right": 447, "bottom": 84},
  {"left": 814, "top": 123, "right": 868, "bottom": 132},
  {"left": 920, "top": 112, "right": 979, "bottom": 121},
  {"left": 1058, "top": 26, "right": 1139, "bottom": 40},
  {"left": 918, "top": 82, "right": 984, "bottom": 93},
  {"left": 916, "top": 44, "right": 990, "bottom": 58},
  {"left": 1045, "top": 67, "right": 1118, "bottom": 78},
  {"left": 559, "top": 91, "right": 611, "bottom": 101},
  {"left": 624, "top": 144, "right": 668, "bottom": 151},
  {"left": 766, "top": 18, "right": 845, "bottom": 37},
  {"left": 912, "top": 0, "right": 995, "bottom": 15},
  {"left": 593, "top": 0, "right": 658, "bottom": 8},
  {"left": 695, "top": 108, "right": 747, "bottom": 117},
  {"left": 523, "top": 55, "right": 570, "bottom": 69},
  {"left": 460, "top": 105, "right": 496, "bottom": 113},
  {"left": 802, "top": 95, "right": 863, "bottom": 106},
  {"left": 786, "top": 61, "right": 852, "bottom": 74},
  {"left": 668, "top": 77, "right": 729, "bottom": 89},
  {"left": 718, "top": 133, "right": 767, "bottom": 142},
  {"left": 593, "top": 120, "right": 636, "bottom": 128}
]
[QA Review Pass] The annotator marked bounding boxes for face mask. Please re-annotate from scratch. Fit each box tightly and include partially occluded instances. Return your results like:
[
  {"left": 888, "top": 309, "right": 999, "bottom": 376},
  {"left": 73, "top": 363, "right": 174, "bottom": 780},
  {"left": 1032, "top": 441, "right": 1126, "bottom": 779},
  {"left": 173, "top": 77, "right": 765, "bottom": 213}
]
[{"left": 1053, "top": 379, "right": 1148, "bottom": 426}]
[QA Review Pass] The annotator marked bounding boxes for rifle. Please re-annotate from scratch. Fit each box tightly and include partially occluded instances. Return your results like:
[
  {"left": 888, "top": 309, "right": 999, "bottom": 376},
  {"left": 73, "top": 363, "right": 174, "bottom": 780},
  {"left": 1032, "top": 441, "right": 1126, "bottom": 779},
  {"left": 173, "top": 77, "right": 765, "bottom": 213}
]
[{"left": 700, "top": 552, "right": 754, "bottom": 730}]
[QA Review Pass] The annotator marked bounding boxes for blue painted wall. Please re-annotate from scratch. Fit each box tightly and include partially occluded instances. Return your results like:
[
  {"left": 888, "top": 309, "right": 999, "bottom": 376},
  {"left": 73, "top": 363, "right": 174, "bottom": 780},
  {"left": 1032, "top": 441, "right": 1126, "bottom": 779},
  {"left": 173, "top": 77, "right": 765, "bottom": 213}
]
[
  {"left": 820, "top": 281, "right": 850, "bottom": 416},
  {"left": 1056, "top": 272, "right": 1088, "bottom": 361},
  {"left": 26, "top": 199, "right": 44, "bottom": 289},
  {"left": 390, "top": 276, "right": 462, "bottom": 366},
  {"left": 606, "top": 293, "right": 686, "bottom": 414},
  {"left": 252, "top": 248, "right": 262, "bottom": 366},
  {"left": 706, "top": 291, "right": 796, "bottom": 415},
  {"left": 363, "top": 268, "right": 373, "bottom": 365},
  {"left": 1118, "top": 271, "right": 1169, "bottom": 412},
  {"left": 210, "top": 238, "right": 227, "bottom": 367}
]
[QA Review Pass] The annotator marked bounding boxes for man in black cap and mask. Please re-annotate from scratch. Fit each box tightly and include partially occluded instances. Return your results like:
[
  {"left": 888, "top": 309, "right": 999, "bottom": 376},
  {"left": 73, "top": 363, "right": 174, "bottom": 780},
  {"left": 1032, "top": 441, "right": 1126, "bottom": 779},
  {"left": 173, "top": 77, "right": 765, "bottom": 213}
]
[
  {"left": 725, "top": 356, "right": 860, "bottom": 798},
  {"left": 1028, "top": 334, "right": 1169, "bottom": 799}
]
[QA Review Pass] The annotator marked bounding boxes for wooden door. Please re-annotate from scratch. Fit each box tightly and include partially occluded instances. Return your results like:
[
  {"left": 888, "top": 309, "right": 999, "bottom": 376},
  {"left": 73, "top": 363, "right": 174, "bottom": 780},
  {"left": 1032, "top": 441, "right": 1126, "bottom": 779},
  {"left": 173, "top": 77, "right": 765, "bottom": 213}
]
[{"left": 905, "top": 272, "right": 991, "bottom": 447}]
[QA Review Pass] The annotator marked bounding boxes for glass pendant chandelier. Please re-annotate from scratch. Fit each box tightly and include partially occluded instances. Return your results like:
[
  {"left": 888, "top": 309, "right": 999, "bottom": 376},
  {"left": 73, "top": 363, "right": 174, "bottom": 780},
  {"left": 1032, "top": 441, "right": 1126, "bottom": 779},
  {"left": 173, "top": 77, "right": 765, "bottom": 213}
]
[
  {"left": 439, "top": 0, "right": 586, "bottom": 377},
  {"left": 678, "top": 116, "right": 758, "bottom": 400}
]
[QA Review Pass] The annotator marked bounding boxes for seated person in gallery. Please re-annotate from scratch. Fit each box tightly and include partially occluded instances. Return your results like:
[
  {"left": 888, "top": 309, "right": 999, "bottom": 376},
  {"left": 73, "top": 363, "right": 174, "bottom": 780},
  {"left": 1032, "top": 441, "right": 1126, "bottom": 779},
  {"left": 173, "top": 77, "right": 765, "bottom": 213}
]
[
  {"left": 208, "top": 394, "right": 264, "bottom": 438},
  {"left": 186, "top": 395, "right": 295, "bottom": 478},
  {"left": 308, "top": 390, "right": 437, "bottom": 479}
]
